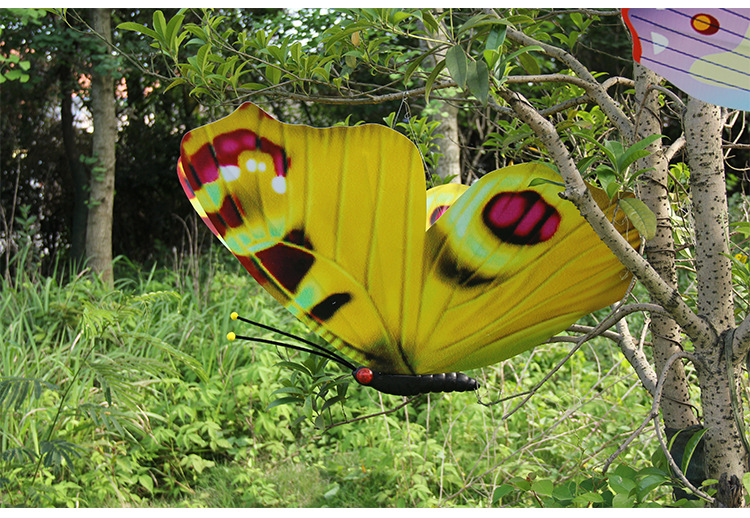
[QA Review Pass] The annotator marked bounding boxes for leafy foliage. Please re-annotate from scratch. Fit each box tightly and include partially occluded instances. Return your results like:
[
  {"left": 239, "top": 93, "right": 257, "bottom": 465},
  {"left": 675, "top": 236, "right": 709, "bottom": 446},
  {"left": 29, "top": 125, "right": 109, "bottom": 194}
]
[{"left": 0, "top": 225, "right": 714, "bottom": 506}]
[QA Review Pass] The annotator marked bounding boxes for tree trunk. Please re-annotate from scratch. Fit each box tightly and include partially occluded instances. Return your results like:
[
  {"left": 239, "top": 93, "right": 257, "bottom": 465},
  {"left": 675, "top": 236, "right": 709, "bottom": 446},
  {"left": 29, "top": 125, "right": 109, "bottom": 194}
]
[
  {"left": 685, "top": 96, "right": 747, "bottom": 507},
  {"left": 432, "top": 102, "right": 462, "bottom": 183},
  {"left": 421, "top": 8, "right": 461, "bottom": 184},
  {"left": 633, "top": 64, "right": 699, "bottom": 430},
  {"left": 60, "top": 77, "right": 88, "bottom": 264},
  {"left": 86, "top": 8, "right": 116, "bottom": 286}
]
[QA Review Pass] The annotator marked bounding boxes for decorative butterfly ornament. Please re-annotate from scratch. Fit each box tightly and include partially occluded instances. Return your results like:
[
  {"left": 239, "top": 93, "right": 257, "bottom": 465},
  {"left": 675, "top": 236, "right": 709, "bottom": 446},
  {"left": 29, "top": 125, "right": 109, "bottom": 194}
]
[
  {"left": 622, "top": 8, "right": 750, "bottom": 111},
  {"left": 177, "top": 102, "right": 640, "bottom": 395}
]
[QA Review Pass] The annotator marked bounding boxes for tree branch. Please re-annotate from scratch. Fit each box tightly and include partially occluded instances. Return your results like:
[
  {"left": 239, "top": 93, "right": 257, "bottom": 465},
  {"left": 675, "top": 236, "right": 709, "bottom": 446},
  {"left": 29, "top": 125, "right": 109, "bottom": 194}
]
[
  {"left": 665, "top": 135, "right": 686, "bottom": 162},
  {"left": 617, "top": 318, "right": 658, "bottom": 397},
  {"left": 499, "top": 22, "right": 634, "bottom": 139},
  {"left": 493, "top": 85, "right": 715, "bottom": 348},
  {"left": 603, "top": 350, "right": 714, "bottom": 503}
]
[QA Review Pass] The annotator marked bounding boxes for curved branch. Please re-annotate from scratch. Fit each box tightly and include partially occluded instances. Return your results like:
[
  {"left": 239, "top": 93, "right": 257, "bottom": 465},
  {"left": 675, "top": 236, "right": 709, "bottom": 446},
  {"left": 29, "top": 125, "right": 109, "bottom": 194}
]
[
  {"left": 510, "top": 75, "right": 635, "bottom": 118},
  {"left": 619, "top": 318, "right": 659, "bottom": 396},
  {"left": 647, "top": 83, "right": 686, "bottom": 111},
  {"left": 323, "top": 394, "right": 418, "bottom": 430},
  {"left": 493, "top": 299, "right": 646, "bottom": 415},
  {"left": 494, "top": 85, "right": 715, "bottom": 348},
  {"left": 603, "top": 350, "right": 715, "bottom": 503},
  {"left": 498, "top": 22, "right": 634, "bottom": 138},
  {"left": 239, "top": 80, "right": 460, "bottom": 105},
  {"left": 665, "top": 135, "right": 687, "bottom": 162}
]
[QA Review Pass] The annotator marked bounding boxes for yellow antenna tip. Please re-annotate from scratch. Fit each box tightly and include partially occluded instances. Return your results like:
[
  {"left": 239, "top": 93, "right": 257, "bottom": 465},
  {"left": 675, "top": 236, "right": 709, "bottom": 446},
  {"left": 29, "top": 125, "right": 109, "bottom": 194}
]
[
  {"left": 230, "top": 312, "right": 238, "bottom": 320},
  {"left": 227, "top": 332, "right": 236, "bottom": 341}
]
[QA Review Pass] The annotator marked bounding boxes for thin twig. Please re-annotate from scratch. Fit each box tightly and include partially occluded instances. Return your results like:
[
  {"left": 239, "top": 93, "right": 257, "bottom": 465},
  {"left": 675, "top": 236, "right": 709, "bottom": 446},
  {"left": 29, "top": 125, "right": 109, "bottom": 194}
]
[
  {"left": 322, "top": 395, "right": 419, "bottom": 430},
  {"left": 602, "top": 350, "right": 714, "bottom": 503}
]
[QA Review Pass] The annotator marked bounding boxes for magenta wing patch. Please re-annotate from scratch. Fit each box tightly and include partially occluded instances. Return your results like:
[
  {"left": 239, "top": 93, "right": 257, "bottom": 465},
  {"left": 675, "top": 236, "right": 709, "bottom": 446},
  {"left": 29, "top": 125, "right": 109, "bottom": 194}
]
[
  {"left": 623, "top": 8, "right": 750, "bottom": 111},
  {"left": 482, "top": 191, "right": 561, "bottom": 245}
]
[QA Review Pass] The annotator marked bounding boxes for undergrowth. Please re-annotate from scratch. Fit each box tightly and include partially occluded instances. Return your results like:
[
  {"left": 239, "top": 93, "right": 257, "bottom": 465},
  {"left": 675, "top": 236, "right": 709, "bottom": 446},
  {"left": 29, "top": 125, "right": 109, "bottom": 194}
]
[{"left": 0, "top": 227, "right": 708, "bottom": 507}]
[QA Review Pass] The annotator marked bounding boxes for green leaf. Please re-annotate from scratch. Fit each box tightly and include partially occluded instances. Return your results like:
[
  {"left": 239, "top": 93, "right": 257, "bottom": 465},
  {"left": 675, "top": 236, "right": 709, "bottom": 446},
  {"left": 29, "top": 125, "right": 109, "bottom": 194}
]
[
  {"left": 424, "top": 59, "right": 446, "bottom": 103},
  {"left": 117, "top": 21, "right": 159, "bottom": 40},
  {"left": 518, "top": 51, "right": 540, "bottom": 75},
  {"left": 681, "top": 427, "right": 708, "bottom": 474},
  {"left": 492, "top": 484, "right": 514, "bottom": 503},
  {"left": 323, "top": 482, "right": 340, "bottom": 499},
  {"left": 612, "top": 493, "right": 635, "bottom": 507},
  {"left": 3, "top": 69, "right": 23, "bottom": 81},
  {"left": 403, "top": 48, "right": 436, "bottom": 86},
  {"left": 266, "top": 396, "right": 303, "bottom": 411},
  {"left": 271, "top": 386, "right": 305, "bottom": 397},
  {"left": 139, "top": 474, "right": 154, "bottom": 493},
  {"left": 265, "top": 64, "right": 282, "bottom": 85},
  {"left": 572, "top": 491, "right": 604, "bottom": 504},
  {"left": 529, "top": 177, "right": 564, "bottom": 188},
  {"left": 466, "top": 60, "right": 489, "bottom": 105},
  {"left": 619, "top": 197, "right": 657, "bottom": 241},
  {"left": 457, "top": 13, "right": 489, "bottom": 36},
  {"left": 320, "top": 394, "right": 347, "bottom": 413},
  {"left": 618, "top": 134, "right": 663, "bottom": 174},
  {"left": 420, "top": 10, "right": 439, "bottom": 33},
  {"left": 731, "top": 221, "right": 750, "bottom": 238},
  {"left": 531, "top": 478, "right": 554, "bottom": 496},
  {"left": 163, "top": 77, "right": 187, "bottom": 93},
  {"left": 636, "top": 473, "right": 669, "bottom": 500},
  {"left": 445, "top": 45, "right": 467, "bottom": 88},
  {"left": 486, "top": 26, "right": 506, "bottom": 51},
  {"left": 595, "top": 166, "right": 618, "bottom": 198},
  {"left": 577, "top": 155, "right": 598, "bottom": 175},
  {"left": 275, "top": 360, "right": 312, "bottom": 376},
  {"left": 153, "top": 10, "right": 167, "bottom": 39}
]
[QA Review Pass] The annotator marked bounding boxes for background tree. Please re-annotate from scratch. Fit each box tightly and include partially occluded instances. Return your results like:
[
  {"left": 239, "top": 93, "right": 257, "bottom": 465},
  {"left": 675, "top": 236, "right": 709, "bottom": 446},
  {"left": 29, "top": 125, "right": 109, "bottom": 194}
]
[
  {"left": 85, "top": 8, "right": 117, "bottom": 285},
  {"left": 1, "top": 8, "right": 207, "bottom": 277}
]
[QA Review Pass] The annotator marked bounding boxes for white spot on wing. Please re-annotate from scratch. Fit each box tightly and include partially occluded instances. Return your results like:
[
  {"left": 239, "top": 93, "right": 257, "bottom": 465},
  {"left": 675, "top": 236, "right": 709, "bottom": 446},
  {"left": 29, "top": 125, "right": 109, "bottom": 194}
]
[
  {"left": 651, "top": 32, "right": 669, "bottom": 55},
  {"left": 271, "top": 176, "right": 286, "bottom": 194},
  {"left": 220, "top": 165, "right": 241, "bottom": 181}
]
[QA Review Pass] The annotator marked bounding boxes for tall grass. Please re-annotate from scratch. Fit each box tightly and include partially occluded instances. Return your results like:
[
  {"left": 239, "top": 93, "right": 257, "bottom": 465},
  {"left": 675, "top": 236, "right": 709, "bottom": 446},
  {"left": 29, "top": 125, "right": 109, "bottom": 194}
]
[{"left": 1, "top": 227, "right": 687, "bottom": 507}]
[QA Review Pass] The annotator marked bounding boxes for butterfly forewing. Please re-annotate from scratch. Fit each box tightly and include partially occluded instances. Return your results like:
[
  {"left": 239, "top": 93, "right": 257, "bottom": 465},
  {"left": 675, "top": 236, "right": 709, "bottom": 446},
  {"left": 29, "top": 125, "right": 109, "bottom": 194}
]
[
  {"left": 622, "top": 8, "right": 750, "bottom": 111},
  {"left": 178, "top": 103, "right": 426, "bottom": 374}
]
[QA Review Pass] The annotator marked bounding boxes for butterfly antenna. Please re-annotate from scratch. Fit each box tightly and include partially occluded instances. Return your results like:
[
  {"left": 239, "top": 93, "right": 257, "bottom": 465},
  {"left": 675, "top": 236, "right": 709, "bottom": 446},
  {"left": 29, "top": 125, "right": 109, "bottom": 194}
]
[{"left": 228, "top": 312, "right": 356, "bottom": 371}]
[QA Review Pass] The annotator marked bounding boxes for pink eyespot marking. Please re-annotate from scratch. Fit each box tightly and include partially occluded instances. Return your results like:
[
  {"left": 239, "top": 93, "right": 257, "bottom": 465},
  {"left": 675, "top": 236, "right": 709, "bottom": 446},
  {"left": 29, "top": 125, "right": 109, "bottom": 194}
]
[{"left": 482, "top": 191, "right": 561, "bottom": 245}]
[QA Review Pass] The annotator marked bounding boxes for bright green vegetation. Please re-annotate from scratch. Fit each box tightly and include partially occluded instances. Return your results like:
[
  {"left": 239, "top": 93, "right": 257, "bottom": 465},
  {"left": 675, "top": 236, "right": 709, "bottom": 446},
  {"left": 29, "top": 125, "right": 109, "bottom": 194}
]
[{"left": 0, "top": 235, "right": 702, "bottom": 507}]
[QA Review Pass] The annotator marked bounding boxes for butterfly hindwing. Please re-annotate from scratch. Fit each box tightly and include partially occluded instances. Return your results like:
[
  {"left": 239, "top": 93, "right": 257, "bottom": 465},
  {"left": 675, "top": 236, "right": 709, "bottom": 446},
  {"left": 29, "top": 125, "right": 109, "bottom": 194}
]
[
  {"left": 425, "top": 183, "right": 468, "bottom": 229},
  {"left": 410, "top": 164, "right": 640, "bottom": 373}
]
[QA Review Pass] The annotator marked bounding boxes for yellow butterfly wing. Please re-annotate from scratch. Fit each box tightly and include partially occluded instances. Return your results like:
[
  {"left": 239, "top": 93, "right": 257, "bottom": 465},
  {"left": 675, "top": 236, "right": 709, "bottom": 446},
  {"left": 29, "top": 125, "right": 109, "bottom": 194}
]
[
  {"left": 178, "top": 103, "right": 640, "bottom": 378},
  {"left": 425, "top": 183, "right": 468, "bottom": 229},
  {"left": 178, "top": 102, "right": 426, "bottom": 374},
  {"left": 408, "top": 163, "right": 641, "bottom": 373}
]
